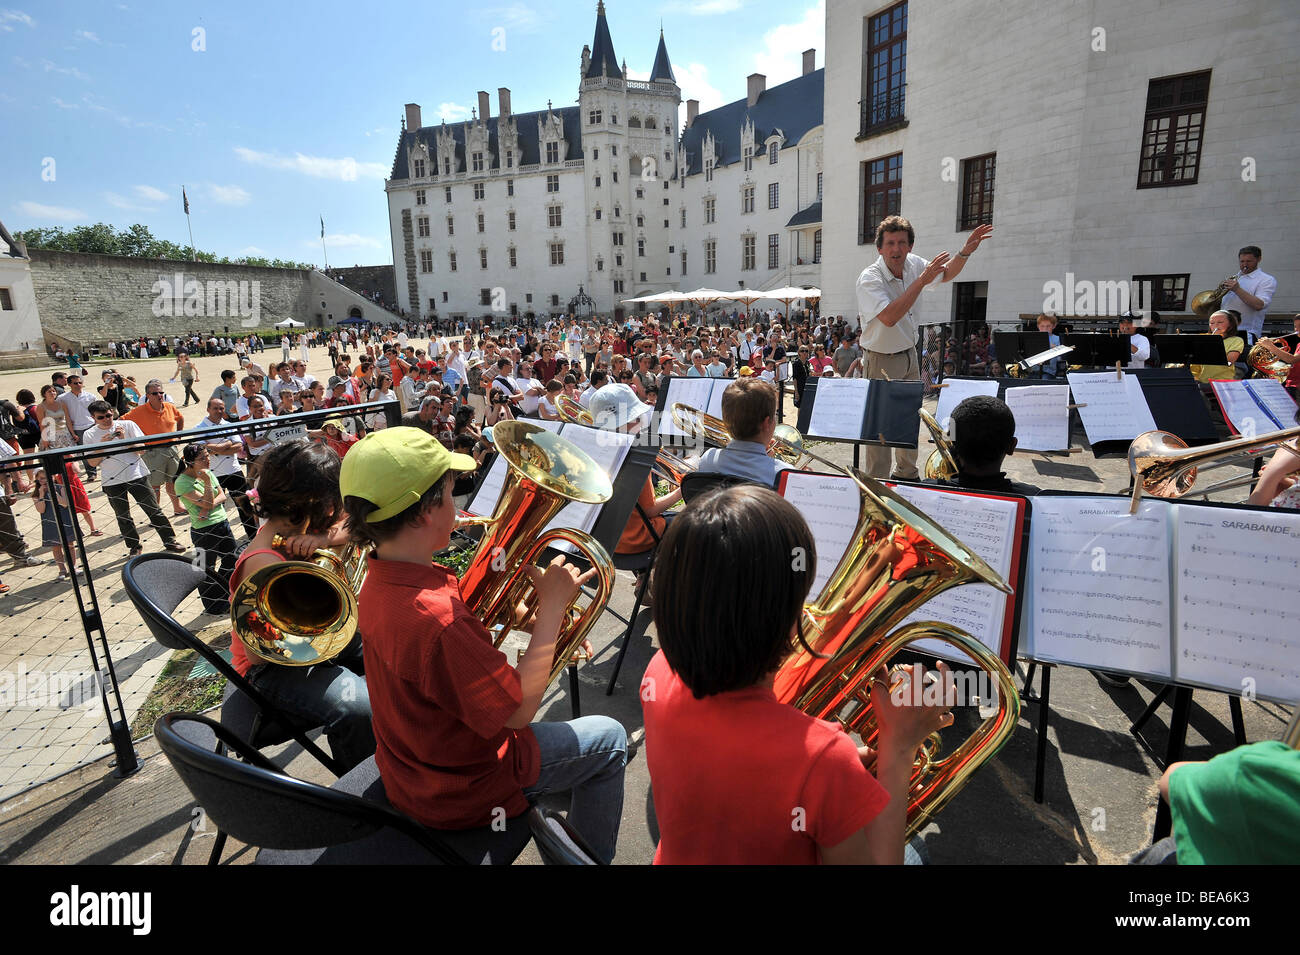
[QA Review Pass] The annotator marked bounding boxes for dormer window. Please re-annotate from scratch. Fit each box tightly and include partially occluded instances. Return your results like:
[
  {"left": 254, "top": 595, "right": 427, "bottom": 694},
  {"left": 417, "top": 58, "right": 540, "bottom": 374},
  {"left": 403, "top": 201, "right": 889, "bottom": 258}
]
[
  {"left": 546, "top": 142, "right": 560, "bottom": 164},
  {"left": 413, "top": 158, "right": 426, "bottom": 178},
  {"left": 472, "top": 152, "right": 484, "bottom": 172}
]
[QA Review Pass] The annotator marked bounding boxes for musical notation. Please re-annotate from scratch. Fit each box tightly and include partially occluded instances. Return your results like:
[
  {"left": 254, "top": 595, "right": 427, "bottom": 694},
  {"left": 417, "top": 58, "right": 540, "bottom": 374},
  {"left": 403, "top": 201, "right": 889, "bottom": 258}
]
[
  {"left": 807, "top": 378, "right": 870, "bottom": 441},
  {"left": 777, "top": 471, "right": 861, "bottom": 601},
  {"left": 935, "top": 379, "right": 998, "bottom": 433},
  {"left": 1005, "top": 385, "right": 1070, "bottom": 452},
  {"left": 1066, "top": 371, "right": 1158, "bottom": 443},
  {"left": 658, "top": 378, "right": 716, "bottom": 437}
]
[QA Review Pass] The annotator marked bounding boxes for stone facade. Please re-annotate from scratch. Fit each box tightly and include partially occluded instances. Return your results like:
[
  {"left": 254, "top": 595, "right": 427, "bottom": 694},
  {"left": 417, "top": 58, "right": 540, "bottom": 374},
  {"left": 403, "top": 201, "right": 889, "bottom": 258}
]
[{"left": 328, "top": 265, "right": 396, "bottom": 305}]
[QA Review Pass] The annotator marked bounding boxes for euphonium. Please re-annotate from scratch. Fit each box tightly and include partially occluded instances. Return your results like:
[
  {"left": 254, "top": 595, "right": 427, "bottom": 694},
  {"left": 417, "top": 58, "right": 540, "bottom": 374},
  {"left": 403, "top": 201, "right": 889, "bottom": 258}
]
[
  {"left": 920, "top": 408, "right": 960, "bottom": 482},
  {"left": 672, "top": 402, "right": 811, "bottom": 468},
  {"left": 231, "top": 537, "right": 367, "bottom": 667},
  {"left": 769, "top": 461, "right": 1020, "bottom": 838},
  {"left": 454, "top": 421, "right": 616, "bottom": 689},
  {"left": 556, "top": 393, "right": 594, "bottom": 426}
]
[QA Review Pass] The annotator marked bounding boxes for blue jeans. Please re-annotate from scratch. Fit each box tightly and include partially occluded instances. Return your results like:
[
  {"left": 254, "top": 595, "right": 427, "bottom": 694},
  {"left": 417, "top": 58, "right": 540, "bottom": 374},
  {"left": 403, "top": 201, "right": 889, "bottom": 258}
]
[
  {"left": 524, "top": 716, "right": 627, "bottom": 864},
  {"left": 246, "top": 635, "right": 375, "bottom": 772}
]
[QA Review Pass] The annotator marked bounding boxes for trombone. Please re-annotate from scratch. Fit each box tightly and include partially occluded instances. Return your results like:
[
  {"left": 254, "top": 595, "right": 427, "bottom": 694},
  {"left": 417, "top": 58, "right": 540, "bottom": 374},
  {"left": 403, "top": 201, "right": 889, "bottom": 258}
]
[{"left": 1127, "top": 426, "right": 1300, "bottom": 512}]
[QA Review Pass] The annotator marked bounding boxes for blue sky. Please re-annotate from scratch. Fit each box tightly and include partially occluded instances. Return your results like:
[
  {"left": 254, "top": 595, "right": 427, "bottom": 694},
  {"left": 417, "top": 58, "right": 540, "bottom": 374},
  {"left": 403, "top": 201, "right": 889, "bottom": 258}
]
[{"left": 3, "top": 0, "right": 823, "bottom": 266}]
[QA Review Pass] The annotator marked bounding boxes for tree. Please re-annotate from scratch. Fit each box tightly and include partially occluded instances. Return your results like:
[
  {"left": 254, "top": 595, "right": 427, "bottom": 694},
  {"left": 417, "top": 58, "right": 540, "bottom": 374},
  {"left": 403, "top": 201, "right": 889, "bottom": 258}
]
[{"left": 14, "top": 221, "right": 319, "bottom": 269}]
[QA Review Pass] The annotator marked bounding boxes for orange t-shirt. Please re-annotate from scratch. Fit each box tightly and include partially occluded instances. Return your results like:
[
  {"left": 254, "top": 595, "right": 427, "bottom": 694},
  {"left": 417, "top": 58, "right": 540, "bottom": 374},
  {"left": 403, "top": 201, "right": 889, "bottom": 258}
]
[
  {"left": 122, "top": 401, "right": 182, "bottom": 441},
  {"left": 616, "top": 478, "right": 665, "bottom": 555}
]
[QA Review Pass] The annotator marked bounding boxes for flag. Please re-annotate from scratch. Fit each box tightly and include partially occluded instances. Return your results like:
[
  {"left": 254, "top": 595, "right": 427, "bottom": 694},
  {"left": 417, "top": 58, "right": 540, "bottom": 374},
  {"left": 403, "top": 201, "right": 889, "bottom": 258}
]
[
  {"left": 183, "top": 187, "right": 190, "bottom": 215},
  {"left": 320, "top": 215, "right": 325, "bottom": 239}
]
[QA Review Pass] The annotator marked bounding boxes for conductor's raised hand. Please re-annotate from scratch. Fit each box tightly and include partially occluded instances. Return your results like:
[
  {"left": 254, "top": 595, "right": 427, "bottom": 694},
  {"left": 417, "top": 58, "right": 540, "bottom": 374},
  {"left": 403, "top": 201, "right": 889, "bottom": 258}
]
[
  {"left": 523, "top": 553, "right": 597, "bottom": 616},
  {"left": 920, "top": 252, "right": 951, "bottom": 285},
  {"left": 961, "top": 223, "right": 993, "bottom": 255}
]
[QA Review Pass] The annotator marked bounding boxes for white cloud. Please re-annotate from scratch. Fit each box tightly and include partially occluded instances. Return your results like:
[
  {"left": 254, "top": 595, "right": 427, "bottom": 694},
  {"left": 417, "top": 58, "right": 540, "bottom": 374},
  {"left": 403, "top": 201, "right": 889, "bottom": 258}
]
[
  {"left": 52, "top": 96, "right": 78, "bottom": 109},
  {"left": 753, "top": 0, "right": 823, "bottom": 85},
  {"left": 363, "top": 126, "right": 388, "bottom": 137},
  {"left": 676, "top": 62, "right": 726, "bottom": 113},
  {"left": 434, "top": 102, "right": 472, "bottom": 123},
  {"left": 238, "top": 245, "right": 267, "bottom": 257},
  {"left": 234, "top": 146, "right": 387, "bottom": 181},
  {"left": 134, "top": 184, "right": 169, "bottom": 202},
  {"left": 103, "top": 191, "right": 151, "bottom": 211},
  {"left": 209, "top": 184, "right": 251, "bottom": 205},
  {"left": 626, "top": 67, "right": 650, "bottom": 82},
  {"left": 313, "top": 233, "right": 383, "bottom": 250},
  {"left": 74, "top": 29, "right": 100, "bottom": 43},
  {"left": 665, "top": 0, "right": 742, "bottom": 14},
  {"left": 80, "top": 95, "right": 171, "bottom": 131},
  {"left": 481, "top": 4, "right": 543, "bottom": 34},
  {"left": 15, "top": 200, "right": 86, "bottom": 222},
  {"left": 40, "top": 59, "right": 89, "bottom": 80},
  {"left": 0, "top": 9, "right": 34, "bottom": 31}
]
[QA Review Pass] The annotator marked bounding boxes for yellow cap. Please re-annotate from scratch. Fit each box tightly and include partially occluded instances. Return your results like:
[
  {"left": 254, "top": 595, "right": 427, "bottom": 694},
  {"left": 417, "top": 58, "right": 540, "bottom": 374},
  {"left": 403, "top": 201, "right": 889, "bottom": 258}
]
[{"left": 339, "top": 427, "right": 476, "bottom": 522}]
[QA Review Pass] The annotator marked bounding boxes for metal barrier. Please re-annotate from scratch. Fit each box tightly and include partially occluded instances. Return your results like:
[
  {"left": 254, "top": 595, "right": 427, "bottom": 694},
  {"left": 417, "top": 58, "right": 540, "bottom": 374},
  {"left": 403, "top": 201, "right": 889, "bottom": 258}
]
[{"left": 0, "top": 399, "right": 399, "bottom": 800}]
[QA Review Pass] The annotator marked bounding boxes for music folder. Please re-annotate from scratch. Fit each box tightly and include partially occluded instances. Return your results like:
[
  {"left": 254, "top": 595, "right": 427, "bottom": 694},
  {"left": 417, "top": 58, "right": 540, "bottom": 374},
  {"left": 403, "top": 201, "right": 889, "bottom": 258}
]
[
  {"left": 794, "top": 377, "right": 924, "bottom": 446},
  {"left": 1150, "top": 334, "right": 1228, "bottom": 365},
  {"left": 994, "top": 331, "right": 1051, "bottom": 368},
  {"left": 1059, "top": 334, "right": 1132, "bottom": 367}
]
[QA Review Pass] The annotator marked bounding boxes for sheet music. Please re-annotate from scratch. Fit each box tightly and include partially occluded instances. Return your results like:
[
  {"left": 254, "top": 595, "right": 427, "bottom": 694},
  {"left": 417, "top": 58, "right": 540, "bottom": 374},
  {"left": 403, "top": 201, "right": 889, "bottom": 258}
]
[
  {"left": 935, "top": 379, "right": 999, "bottom": 432},
  {"left": 1212, "top": 380, "right": 1272, "bottom": 435},
  {"left": 705, "top": 380, "right": 732, "bottom": 423},
  {"left": 658, "top": 378, "right": 717, "bottom": 437},
  {"left": 545, "top": 425, "right": 633, "bottom": 538},
  {"left": 465, "top": 419, "right": 563, "bottom": 517},
  {"left": 777, "top": 360, "right": 790, "bottom": 383},
  {"left": 1172, "top": 506, "right": 1300, "bottom": 702},
  {"left": 807, "top": 378, "right": 869, "bottom": 441},
  {"left": 1004, "top": 385, "right": 1071, "bottom": 451},
  {"left": 892, "top": 485, "right": 1019, "bottom": 663},
  {"left": 1246, "top": 378, "right": 1298, "bottom": 433},
  {"left": 1066, "top": 372, "right": 1158, "bottom": 443},
  {"left": 777, "top": 471, "right": 861, "bottom": 601},
  {"left": 1027, "top": 496, "right": 1172, "bottom": 678}
]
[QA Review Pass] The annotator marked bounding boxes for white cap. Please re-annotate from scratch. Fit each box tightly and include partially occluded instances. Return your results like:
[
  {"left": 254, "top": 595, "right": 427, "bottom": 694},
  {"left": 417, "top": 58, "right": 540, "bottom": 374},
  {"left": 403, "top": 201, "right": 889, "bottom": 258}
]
[{"left": 588, "top": 383, "right": 653, "bottom": 431}]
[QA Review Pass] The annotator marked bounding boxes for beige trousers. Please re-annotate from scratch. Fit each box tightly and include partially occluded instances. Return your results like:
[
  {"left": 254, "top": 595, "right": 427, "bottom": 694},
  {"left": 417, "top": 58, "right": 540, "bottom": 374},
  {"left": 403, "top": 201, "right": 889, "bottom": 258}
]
[{"left": 864, "top": 348, "right": 920, "bottom": 480}]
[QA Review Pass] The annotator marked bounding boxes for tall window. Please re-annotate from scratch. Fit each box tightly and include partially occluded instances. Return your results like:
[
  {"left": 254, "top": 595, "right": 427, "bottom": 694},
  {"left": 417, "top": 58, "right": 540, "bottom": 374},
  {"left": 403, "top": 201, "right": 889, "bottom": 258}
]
[
  {"left": 416, "top": 189, "right": 427, "bottom": 206},
  {"left": 443, "top": 157, "right": 451, "bottom": 175},
  {"left": 506, "top": 179, "right": 514, "bottom": 197},
  {"left": 417, "top": 216, "right": 430, "bottom": 238},
  {"left": 742, "top": 185, "right": 755, "bottom": 214},
  {"left": 636, "top": 214, "right": 644, "bottom": 228},
  {"left": 858, "top": 152, "right": 902, "bottom": 244},
  {"left": 419, "top": 250, "right": 433, "bottom": 273},
  {"left": 1137, "top": 70, "right": 1211, "bottom": 187},
  {"left": 505, "top": 150, "right": 513, "bottom": 169},
  {"left": 741, "top": 236, "right": 756, "bottom": 271},
  {"left": 769, "top": 142, "right": 778, "bottom": 164},
  {"left": 704, "top": 197, "right": 716, "bottom": 224},
  {"left": 480, "top": 289, "right": 493, "bottom": 306},
  {"left": 613, "top": 279, "right": 624, "bottom": 294},
  {"left": 958, "top": 153, "right": 995, "bottom": 230},
  {"left": 637, "top": 238, "right": 645, "bottom": 257},
  {"left": 473, "top": 182, "right": 485, "bottom": 201},
  {"left": 705, "top": 240, "right": 717, "bottom": 274},
  {"left": 479, "top": 248, "right": 488, "bottom": 269},
  {"left": 596, "top": 256, "right": 604, "bottom": 271},
  {"left": 549, "top": 242, "right": 565, "bottom": 266},
  {"left": 447, "top": 216, "right": 455, "bottom": 236},
  {"left": 767, "top": 234, "right": 780, "bottom": 270},
  {"left": 548, "top": 205, "right": 562, "bottom": 228},
  {"left": 546, "top": 174, "right": 560, "bottom": 193},
  {"left": 743, "top": 146, "right": 753, "bottom": 172},
  {"left": 477, "top": 212, "right": 485, "bottom": 233},
  {"left": 444, "top": 187, "right": 452, "bottom": 203},
  {"left": 449, "top": 251, "right": 457, "bottom": 272},
  {"left": 413, "top": 158, "right": 426, "bottom": 178},
  {"left": 680, "top": 208, "right": 686, "bottom": 228},
  {"left": 472, "top": 152, "right": 484, "bottom": 172},
  {"left": 768, "top": 183, "right": 779, "bottom": 209},
  {"left": 817, "top": 172, "right": 823, "bottom": 201},
  {"left": 546, "top": 142, "right": 560, "bottom": 164},
  {"left": 680, "top": 250, "right": 687, "bottom": 275},
  {"left": 705, "top": 159, "right": 714, "bottom": 183},
  {"left": 509, "top": 246, "right": 518, "bottom": 268},
  {"left": 589, "top": 109, "right": 602, "bottom": 125},
  {"left": 813, "top": 229, "right": 822, "bottom": 264},
  {"left": 612, "top": 232, "right": 624, "bottom": 246},
  {"left": 508, "top": 211, "right": 516, "bottom": 231},
  {"left": 862, "top": 1, "right": 907, "bottom": 135}
]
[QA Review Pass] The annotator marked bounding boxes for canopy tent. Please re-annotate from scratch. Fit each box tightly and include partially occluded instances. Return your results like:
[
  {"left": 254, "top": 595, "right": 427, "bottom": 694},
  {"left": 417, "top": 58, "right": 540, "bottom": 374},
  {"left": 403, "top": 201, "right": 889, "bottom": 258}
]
[
  {"left": 335, "top": 316, "right": 370, "bottom": 326},
  {"left": 274, "top": 318, "right": 305, "bottom": 328}
]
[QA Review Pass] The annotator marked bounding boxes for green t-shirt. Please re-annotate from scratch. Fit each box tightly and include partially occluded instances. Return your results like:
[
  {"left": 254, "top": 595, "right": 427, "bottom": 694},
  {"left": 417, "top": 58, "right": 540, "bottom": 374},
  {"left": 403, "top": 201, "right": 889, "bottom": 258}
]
[
  {"left": 174, "top": 469, "right": 227, "bottom": 529},
  {"left": 1169, "top": 740, "right": 1300, "bottom": 864}
]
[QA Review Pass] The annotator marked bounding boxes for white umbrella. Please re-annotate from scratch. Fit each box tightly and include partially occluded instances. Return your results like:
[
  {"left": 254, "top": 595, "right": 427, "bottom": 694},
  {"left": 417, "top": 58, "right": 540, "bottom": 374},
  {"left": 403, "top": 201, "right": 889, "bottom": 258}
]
[
  {"left": 274, "top": 318, "right": 305, "bottom": 328},
  {"left": 682, "top": 288, "right": 730, "bottom": 307},
  {"left": 721, "top": 289, "right": 766, "bottom": 305}
]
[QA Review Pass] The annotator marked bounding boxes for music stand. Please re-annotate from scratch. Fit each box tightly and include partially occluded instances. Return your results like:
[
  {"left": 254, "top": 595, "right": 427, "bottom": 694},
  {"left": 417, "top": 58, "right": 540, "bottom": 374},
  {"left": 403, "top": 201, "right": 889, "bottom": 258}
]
[
  {"left": 1150, "top": 335, "right": 1228, "bottom": 366},
  {"left": 993, "top": 331, "right": 1050, "bottom": 369},
  {"left": 1059, "top": 334, "right": 1132, "bottom": 367}
]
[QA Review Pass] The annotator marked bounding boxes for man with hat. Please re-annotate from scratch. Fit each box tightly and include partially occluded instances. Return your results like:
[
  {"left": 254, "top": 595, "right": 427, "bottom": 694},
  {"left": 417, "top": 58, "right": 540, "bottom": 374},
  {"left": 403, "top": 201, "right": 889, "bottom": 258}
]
[{"left": 338, "top": 428, "right": 627, "bottom": 863}]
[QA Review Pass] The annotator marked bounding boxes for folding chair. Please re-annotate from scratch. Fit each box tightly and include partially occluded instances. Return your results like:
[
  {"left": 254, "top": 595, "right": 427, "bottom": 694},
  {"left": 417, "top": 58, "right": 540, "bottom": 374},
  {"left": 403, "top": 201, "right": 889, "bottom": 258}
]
[{"left": 605, "top": 502, "right": 662, "bottom": 696}]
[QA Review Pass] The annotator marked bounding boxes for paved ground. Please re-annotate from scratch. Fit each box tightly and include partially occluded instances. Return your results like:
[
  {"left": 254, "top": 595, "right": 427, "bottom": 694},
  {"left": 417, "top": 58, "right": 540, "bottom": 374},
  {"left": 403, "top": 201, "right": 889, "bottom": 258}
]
[{"left": 0, "top": 347, "right": 1288, "bottom": 864}]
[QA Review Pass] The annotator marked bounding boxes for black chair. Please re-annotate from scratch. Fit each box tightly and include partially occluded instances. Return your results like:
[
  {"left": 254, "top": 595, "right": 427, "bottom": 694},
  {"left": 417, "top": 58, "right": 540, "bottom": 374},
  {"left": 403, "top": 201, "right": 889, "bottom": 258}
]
[
  {"left": 605, "top": 503, "right": 662, "bottom": 696},
  {"left": 679, "top": 470, "right": 769, "bottom": 505},
  {"left": 156, "top": 713, "right": 592, "bottom": 865}
]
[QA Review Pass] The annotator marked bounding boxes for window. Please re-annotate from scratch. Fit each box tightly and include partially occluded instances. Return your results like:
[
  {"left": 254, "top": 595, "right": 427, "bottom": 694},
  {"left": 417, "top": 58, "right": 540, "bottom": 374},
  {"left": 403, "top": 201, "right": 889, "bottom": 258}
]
[
  {"left": 637, "top": 238, "right": 646, "bottom": 257},
  {"left": 636, "top": 214, "right": 644, "bottom": 228},
  {"left": 473, "top": 182, "right": 485, "bottom": 201},
  {"left": 546, "top": 142, "right": 560, "bottom": 164},
  {"left": 596, "top": 257, "right": 604, "bottom": 272},
  {"left": 814, "top": 229, "right": 822, "bottom": 264},
  {"left": 629, "top": 116, "right": 641, "bottom": 128},
  {"left": 612, "top": 232, "right": 624, "bottom": 246},
  {"left": 416, "top": 189, "right": 427, "bottom": 205},
  {"left": 595, "top": 208, "right": 602, "bottom": 220},
  {"left": 417, "top": 216, "right": 430, "bottom": 238},
  {"left": 1137, "top": 71, "right": 1211, "bottom": 187},
  {"left": 743, "top": 146, "right": 753, "bottom": 172},
  {"left": 509, "top": 246, "right": 518, "bottom": 268},
  {"left": 664, "top": 219, "right": 669, "bottom": 228},
  {"left": 551, "top": 295, "right": 560, "bottom": 307},
  {"left": 958, "top": 153, "right": 995, "bottom": 230},
  {"left": 506, "top": 150, "right": 513, "bottom": 169},
  {"left": 419, "top": 250, "right": 433, "bottom": 273},
  {"left": 550, "top": 242, "right": 564, "bottom": 266},
  {"left": 449, "top": 251, "right": 457, "bottom": 271},
  {"left": 480, "top": 289, "right": 492, "bottom": 306},
  {"left": 472, "top": 152, "right": 484, "bottom": 172},
  {"left": 611, "top": 114, "right": 617, "bottom": 124},
  {"left": 704, "top": 197, "right": 716, "bottom": 224},
  {"left": 443, "top": 291, "right": 449, "bottom": 302},
  {"left": 680, "top": 251, "right": 687, "bottom": 275},
  {"left": 640, "top": 272, "right": 647, "bottom": 282},
  {"left": 635, "top": 188, "right": 644, "bottom": 200},
  {"left": 705, "top": 159, "right": 713, "bottom": 183},
  {"left": 508, "top": 211, "right": 516, "bottom": 231},
  {"left": 447, "top": 216, "right": 455, "bottom": 236},
  {"left": 862, "top": 1, "right": 908, "bottom": 135},
  {"left": 413, "top": 158, "right": 426, "bottom": 178},
  {"left": 769, "top": 142, "right": 778, "bottom": 164},
  {"left": 705, "top": 240, "right": 717, "bottom": 274},
  {"left": 858, "top": 152, "right": 902, "bottom": 244},
  {"left": 589, "top": 109, "right": 602, "bottom": 125},
  {"left": 443, "top": 158, "right": 451, "bottom": 175},
  {"left": 1132, "top": 273, "right": 1191, "bottom": 311},
  {"left": 429, "top": 298, "right": 437, "bottom": 312},
  {"left": 612, "top": 145, "right": 618, "bottom": 156},
  {"left": 445, "top": 187, "right": 452, "bottom": 203},
  {"left": 817, "top": 172, "right": 823, "bottom": 201},
  {"left": 480, "top": 249, "right": 488, "bottom": 269},
  {"left": 506, "top": 179, "right": 514, "bottom": 197},
  {"left": 680, "top": 208, "right": 686, "bottom": 228},
  {"left": 612, "top": 170, "right": 619, "bottom": 183},
  {"left": 742, "top": 235, "right": 756, "bottom": 271},
  {"left": 548, "top": 205, "right": 562, "bottom": 227},
  {"left": 472, "top": 212, "right": 482, "bottom": 233},
  {"left": 768, "top": 234, "right": 780, "bottom": 270},
  {"left": 742, "top": 185, "right": 755, "bottom": 214},
  {"left": 547, "top": 174, "right": 560, "bottom": 193},
  {"left": 614, "top": 205, "right": 621, "bottom": 218},
  {"left": 664, "top": 198, "right": 669, "bottom": 207},
  {"left": 593, "top": 148, "right": 599, "bottom": 160},
  {"left": 526, "top": 293, "right": 533, "bottom": 303},
  {"left": 768, "top": 183, "right": 779, "bottom": 209},
  {"left": 595, "top": 175, "right": 601, "bottom": 188},
  {"left": 615, "top": 254, "right": 623, "bottom": 267},
  {"left": 613, "top": 279, "right": 624, "bottom": 294}
]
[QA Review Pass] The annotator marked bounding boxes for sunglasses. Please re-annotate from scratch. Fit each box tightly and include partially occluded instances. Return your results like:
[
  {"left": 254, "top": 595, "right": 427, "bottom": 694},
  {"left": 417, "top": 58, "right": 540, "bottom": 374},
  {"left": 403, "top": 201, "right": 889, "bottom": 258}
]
[
  {"left": 93, "top": 413, "right": 112, "bottom": 421},
  {"left": 147, "top": 391, "right": 164, "bottom": 396}
]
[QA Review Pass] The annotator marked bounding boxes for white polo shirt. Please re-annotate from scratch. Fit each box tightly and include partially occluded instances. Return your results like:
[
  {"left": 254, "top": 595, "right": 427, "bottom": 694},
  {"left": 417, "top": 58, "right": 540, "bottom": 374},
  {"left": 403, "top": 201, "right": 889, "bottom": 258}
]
[
  {"left": 856, "top": 252, "right": 932, "bottom": 354},
  {"left": 195, "top": 415, "right": 244, "bottom": 477},
  {"left": 81, "top": 420, "right": 149, "bottom": 486},
  {"left": 1222, "top": 268, "right": 1277, "bottom": 340}
]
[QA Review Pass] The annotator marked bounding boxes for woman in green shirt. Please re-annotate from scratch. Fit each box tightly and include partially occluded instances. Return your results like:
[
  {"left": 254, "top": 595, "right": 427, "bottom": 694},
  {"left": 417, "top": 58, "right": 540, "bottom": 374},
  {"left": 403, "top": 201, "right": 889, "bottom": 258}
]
[
  {"left": 176, "top": 443, "right": 240, "bottom": 613},
  {"left": 1191, "top": 310, "right": 1246, "bottom": 384}
]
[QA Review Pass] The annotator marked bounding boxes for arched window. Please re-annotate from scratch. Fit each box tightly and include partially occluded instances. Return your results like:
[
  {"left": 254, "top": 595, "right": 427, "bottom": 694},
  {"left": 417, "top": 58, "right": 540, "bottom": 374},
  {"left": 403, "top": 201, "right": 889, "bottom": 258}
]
[
  {"left": 645, "top": 117, "right": 657, "bottom": 129},
  {"left": 628, "top": 115, "right": 642, "bottom": 128}
]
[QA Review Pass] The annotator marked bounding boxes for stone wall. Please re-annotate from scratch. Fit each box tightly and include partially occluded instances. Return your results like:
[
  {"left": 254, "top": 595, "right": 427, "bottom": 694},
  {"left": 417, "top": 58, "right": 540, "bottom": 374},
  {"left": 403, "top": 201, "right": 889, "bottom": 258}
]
[
  {"left": 327, "top": 265, "right": 396, "bottom": 305},
  {"left": 27, "top": 250, "right": 319, "bottom": 350}
]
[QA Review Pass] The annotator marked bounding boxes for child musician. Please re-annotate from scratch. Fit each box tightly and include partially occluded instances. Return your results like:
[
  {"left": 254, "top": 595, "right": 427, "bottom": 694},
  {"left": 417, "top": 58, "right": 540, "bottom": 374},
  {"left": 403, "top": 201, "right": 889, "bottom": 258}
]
[
  {"left": 339, "top": 427, "right": 627, "bottom": 862},
  {"left": 642, "top": 485, "right": 951, "bottom": 864}
]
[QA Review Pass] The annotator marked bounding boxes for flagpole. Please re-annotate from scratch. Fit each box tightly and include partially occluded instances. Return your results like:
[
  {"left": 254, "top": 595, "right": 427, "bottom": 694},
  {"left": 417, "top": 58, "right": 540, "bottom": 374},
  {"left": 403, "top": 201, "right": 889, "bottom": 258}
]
[
  {"left": 320, "top": 215, "right": 329, "bottom": 272},
  {"left": 183, "top": 184, "right": 197, "bottom": 261}
]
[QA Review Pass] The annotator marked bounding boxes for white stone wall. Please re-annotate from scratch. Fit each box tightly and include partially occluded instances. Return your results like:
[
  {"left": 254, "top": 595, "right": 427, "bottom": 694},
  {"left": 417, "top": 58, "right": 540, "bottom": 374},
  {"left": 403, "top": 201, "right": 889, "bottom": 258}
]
[
  {"left": 0, "top": 256, "right": 46, "bottom": 353},
  {"left": 822, "top": 0, "right": 1300, "bottom": 327}
]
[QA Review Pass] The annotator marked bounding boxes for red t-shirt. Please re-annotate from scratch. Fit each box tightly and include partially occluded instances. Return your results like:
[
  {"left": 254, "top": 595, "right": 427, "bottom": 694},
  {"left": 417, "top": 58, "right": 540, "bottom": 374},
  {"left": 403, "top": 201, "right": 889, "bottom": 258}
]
[
  {"left": 359, "top": 558, "right": 540, "bottom": 829},
  {"left": 641, "top": 650, "right": 889, "bottom": 864}
]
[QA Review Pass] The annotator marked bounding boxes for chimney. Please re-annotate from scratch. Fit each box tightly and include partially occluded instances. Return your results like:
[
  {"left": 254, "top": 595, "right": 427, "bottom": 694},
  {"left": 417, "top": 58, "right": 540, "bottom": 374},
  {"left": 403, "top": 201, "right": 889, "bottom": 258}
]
[
  {"left": 747, "top": 73, "right": 766, "bottom": 107},
  {"left": 686, "top": 99, "right": 699, "bottom": 127},
  {"left": 404, "top": 103, "right": 422, "bottom": 131},
  {"left": 498, "top": 87, "right": 512, "bottom": 117},
  {"left": 477, "top": 91, "right": 491, "bottom": 122},
  {"left": 802, "top": 49, "right": 816, "bottom": 75}
]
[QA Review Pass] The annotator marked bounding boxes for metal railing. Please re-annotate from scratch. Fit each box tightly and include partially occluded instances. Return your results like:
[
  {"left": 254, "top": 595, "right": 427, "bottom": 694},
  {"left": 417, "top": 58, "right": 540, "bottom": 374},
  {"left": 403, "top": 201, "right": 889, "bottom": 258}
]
[{"left": 859, "top": 87, "right": 906, "bottom": 136}]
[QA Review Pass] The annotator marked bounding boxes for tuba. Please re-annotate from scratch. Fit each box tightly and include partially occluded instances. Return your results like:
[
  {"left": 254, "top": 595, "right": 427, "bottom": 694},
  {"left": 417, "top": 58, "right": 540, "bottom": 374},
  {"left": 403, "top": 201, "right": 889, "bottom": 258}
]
[
  {"left": 1247, "top": 338, "right": 1293, "bottom": 382},
  {"left": 454, "top": 421, "right": 616, "bottom": 689},
  {"left": 765, "top": 446, "right": 1021, "bottom": 837},
  {"left": 231, "top": 538, "right": 368, "bottom": 667}
]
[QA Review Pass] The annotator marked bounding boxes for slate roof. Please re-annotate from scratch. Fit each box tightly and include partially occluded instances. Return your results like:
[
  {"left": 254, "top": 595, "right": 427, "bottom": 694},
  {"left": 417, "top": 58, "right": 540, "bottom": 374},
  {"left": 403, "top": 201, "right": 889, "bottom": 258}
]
[
  {"left": 586, "top": 2, "right": 621, "bottom": 79},
  {"left": 786, "top": 201, "right": 822, "bottom": 227},
  {"left": 680, "top": 68, "right": 823, "bottom": 176},
  {"left": 390, "top": 106, "right": 583, "bottom": 181},
  {"left": 651, "top": 30, "right": 675, "bottom": 83}
]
